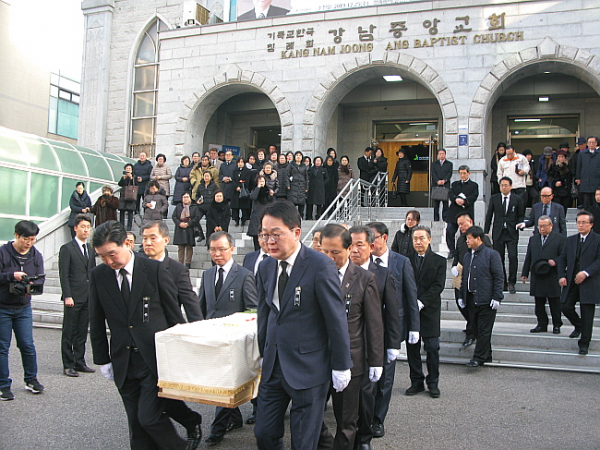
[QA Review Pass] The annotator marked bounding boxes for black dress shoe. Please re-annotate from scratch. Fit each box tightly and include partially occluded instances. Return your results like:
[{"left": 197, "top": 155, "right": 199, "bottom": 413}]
[
  {"left": 466, "top": 360, "right": 483, "bottom": 368},
  {"left": 552, "top": 327, "right": 561, "bottom": 334},
  {"left": 530, "top": 326, "right": 547, "bottom": 333},
  {"left": 186, "top": 416, "right": 202, "bottom": 450},
  {"left": 357, "top": 443, "right": 372, "bottom": 450},
  {"left": 405, "top": 385, "right": 425, "bottom": 396},
  {"left": 447, "top": 253, "right": 454, "bottom": 260},
  {"left": 569, "top": 329, "right": 581, "bottom": 339},
  {"left": 579, "top": 347, "right": 589, "bottom": 355},
  {"left": 429, "top": 386, "right": 440, "bottom": 398},
  {"left": 462, "top": 338, "right": 475, "bottom": 348},
  {"left": 64, "top": 368, "right": 79, "bottom": 377},
  {"left": 225, "top": 422, "right": 242, "bottom": 433},
  {"left": 508, "top": 283, "right": 516, "bottom": 294},
  {"left": 206, "top": 434, "right": 223, "bottom": 446},
  {"left": 503, "top": 283, "right": 508, "bottom": 292},
  {"left": 73, "top": 365, "right": 95, "bottom": 373},
  {"left": 371, "top": 422, "right": 385, "bottom": 438},
  {"left": 245, "top": 412, "right": 256, "bottom": 425}
]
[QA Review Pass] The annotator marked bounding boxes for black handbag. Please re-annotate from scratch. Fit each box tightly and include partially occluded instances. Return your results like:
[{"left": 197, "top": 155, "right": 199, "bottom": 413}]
[
  {"left": 239, "top": 183, "right": 250, "bottom": 199},
  {"left": 390, "top": 183, "right": 397, "bottom": 199},
  {"left": 431, "top": 186, "right": 449, "bottom": 201}
]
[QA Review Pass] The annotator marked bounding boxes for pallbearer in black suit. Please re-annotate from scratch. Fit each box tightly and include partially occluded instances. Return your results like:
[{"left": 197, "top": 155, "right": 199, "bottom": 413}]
[
  {"left": 59, "top": 214, "right": 96, "bottom": 377},
  {"left": 348, "top": 224, "right": 401, "bottom": 449},
  {"left": 521, "top": 216, "right": 566, "bottom": 334},
  {"left": 458, "top": 226, "right": 504, "bottom": 368},
  {"left": 431, "top": 149, "right": 453, "bottom": 222},
  {"left": 406, "top": 226, "right": 446, "bottom": 399},
  {"left": 445, "top": 165, "right": 479, "bottom": 259},
  {"left": 141, "top": 221, "right": 203, "bottom": 450},
  {"left": 366, "top": 222, "right": 419, "bottom": 438},
  {"left": 89, "top": 221, "right": 188, "bottom": 450},
  {"left": 254, "top": 202, "right": 352, "bottom": 450},
  {"left": 198, "top": 232, "right": 258, "bottom": 445},
  {"left": 517, "top": 187, "right": 567, "bottom": 237},
  {"left": 557, "top": 211, "right": 600, "bottom": 355},
  {"left": 484, "top": 176, "right": 525, "bottom": 294},
  {"left": 318, "top": 224, "right": 384, "bottom": 450}
]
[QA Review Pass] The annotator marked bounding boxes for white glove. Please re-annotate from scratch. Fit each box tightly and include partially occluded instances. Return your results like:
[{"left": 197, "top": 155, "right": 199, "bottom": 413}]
[
  {"left": 490, "top": 300, "right": 500, "bottom": 310},
  {"left": 332, "top": 369, "right": 352, "bottom": 392},
  {"left": 458, "top": 298, "right": 466, "bottom": 309},
  {"left": 259, "top": 357, "right": 263, "bottom": 369},
  {"left": 417, "top": 300, "right": 424, "bottom": 311},
  {"left": 451, "top": 266, "right": 459, "bottom": 277},
  {"left": 369, "top": 367, "right": 383, "bottom": 382},
  {"left": 408, "top": 331, "right": 420, "bottom": 344},
  {"left": 516, "top": 222, "right": 526, "bottom": 230},
  {"left": 387, "top": 348, "right": 400, "bottom": 363},
  {"left": 100, "top": 363, "right": 114, "bottom": 381}
]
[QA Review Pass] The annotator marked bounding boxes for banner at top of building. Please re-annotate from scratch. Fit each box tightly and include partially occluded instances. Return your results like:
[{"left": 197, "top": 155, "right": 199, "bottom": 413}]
[{"left": 236, "top": 0, "right": 413, "bottom": 21}]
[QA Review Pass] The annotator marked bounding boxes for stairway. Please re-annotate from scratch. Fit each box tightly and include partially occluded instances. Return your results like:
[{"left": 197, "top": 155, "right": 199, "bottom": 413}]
[{"left": 32, "top": 207, "right": 599, "bottom": 373}]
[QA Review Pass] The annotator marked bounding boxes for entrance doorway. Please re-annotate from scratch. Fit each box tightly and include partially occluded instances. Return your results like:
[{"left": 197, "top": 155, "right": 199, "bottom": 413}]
[
  {"left": 374, "top": 121, "right": 439, "bottom": 207},
  {"left": 508, "top": 115, "right": 579, "bottom": 157}
]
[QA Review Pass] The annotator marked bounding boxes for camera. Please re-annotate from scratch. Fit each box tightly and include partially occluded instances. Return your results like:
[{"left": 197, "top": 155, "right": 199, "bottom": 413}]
[{"left": 10, "top": 274, "right": 46, "bottom": 296}]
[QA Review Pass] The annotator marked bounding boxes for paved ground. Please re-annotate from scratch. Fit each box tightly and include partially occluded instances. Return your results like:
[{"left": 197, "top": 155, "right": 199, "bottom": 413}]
[{"left": 1, "top": 328, "right": 599, "bottom": 450}]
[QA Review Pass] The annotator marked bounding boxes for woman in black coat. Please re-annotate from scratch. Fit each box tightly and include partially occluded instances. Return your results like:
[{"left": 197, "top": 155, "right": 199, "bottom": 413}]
[
  {"left": 287, "top": 151, "right": 309, "bottom": 217},
  {"left": 172, "top": 156, "right": 193, "bottom": 205},
  {"left": 391, "top": 210, "right": 420, "bottom": 257},
  {"left": 172, "top": 192, "right": 200, "bottom": 268},
  {"left": 549, "top": 150, "right": 572, "bottom": 211},
  {"left": 205, "top": 190, "right": 230, "bottom": 247},
  {"left": 117, "top": 163, "right": 137, "bottom": 231},
  {"left": 323, "top": 155, "right": 339, "bottom": 210},
  {"left": 67, "top": 181, "right": 92, "bottom": 238},
  {"left": 230, "top": 157, "right": 253, "bottom": 227},
  {"left": 306, "top": 156, "right": 329, "bottom": 220},
  {"left": 373, "top": 148, "right": 388, "bottom": 206},
  {"left": 194, "top": 171, "right": 218, "bottom": 243},
  {"left": 276, "top": 154, "right": 289, "bottom": 201},
  {"left": 392, "top": 148, "right": 412, "bottom": 206},
  {"left": 248, "top": 175, "right": 274, "bottom": 250},
  {"left": 490, "top": 142, "right": 506, "bottom": 196}
]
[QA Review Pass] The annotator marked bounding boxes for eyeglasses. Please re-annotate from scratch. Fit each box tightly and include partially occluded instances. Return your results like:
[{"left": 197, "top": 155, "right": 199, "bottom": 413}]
[
  {"left": 208, "top": 247, "right": 232, "bottom": 254},
  {"left": 373, "top": 235, "right": 383, "bottom": 240},
  {"left": 259, "top": 229, "right": 295, "bottom": 242}
]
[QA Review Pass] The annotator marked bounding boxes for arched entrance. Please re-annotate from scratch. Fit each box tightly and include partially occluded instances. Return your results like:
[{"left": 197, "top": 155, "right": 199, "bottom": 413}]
[{"left": 302, "top": 52, "right": 457, "bottom": 206}]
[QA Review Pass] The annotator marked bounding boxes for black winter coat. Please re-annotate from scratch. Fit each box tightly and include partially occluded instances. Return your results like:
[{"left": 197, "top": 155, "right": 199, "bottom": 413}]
[
  {"left": 287, "top": 163, "right": 309, "bottom": 205},
  {"left": 307, "top": 166, "right": 328, "bottom": 205},
  {"left": 276, "top": 163, "right": 289, "bottom": 199},
  {"left": 0, "top": 242, "right": 44, "bottom": 308},
  {"left": 195, "top": 181, "right": 217, "bottom": 206},
  {"left": 68, "top": 190, "right": 92, "bottom": 226},
  {"left": 230, "top": 166, "right": 253, "bottom": 209},
  {"left": 172, "top": 203, "right": 200, "bottom": 246},
  {"left": 248, "top": 186, "right": 273, "bottom": 237},
  {"left": 374, "top": 155, "right": 388, "bottom": 174},
  {"left": 132, "top": 160, "right": 153, "bottom": 192},
  {"left": 521, "top": 231, "right": 565, "bottom": 298},
  {"left": 392, "top": 157, "right": 412, "bottom": 193},
  {"left": 206, "top": 201, "right": 230, "bottom": 234},
  {"left": 548, "top": 162, "right": 572, "bottom": 198},
  {"left": 391, "top": 225, "right": 416, "bottom": 258},
  {"left": 460, "top": 244, "right": 504, "bottom": 305},
  {"left": 324, "top": 164, "right": 339, "bottom": 205},
  {"left": 118, "top": 176, "right": 137, "bottom": 211},
  {"left": 172, "top": 165, "right": 193, "bottom": 203}
]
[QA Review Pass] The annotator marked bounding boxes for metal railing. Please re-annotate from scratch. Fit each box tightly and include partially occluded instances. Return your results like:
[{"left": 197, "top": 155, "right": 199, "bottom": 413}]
[{"left": 301, "top": 172, "right": 388, "bottom": 245}]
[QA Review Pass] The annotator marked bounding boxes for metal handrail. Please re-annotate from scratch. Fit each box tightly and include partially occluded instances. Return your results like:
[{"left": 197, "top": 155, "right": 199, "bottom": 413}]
[{"left": 301, "top": 172, "right": 388, "bottom": 245}]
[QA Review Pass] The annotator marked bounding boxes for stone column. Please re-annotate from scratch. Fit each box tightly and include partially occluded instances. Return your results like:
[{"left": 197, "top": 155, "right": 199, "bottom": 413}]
[{"left": 79, "top": 0, "right": 114, "bottom": 152}]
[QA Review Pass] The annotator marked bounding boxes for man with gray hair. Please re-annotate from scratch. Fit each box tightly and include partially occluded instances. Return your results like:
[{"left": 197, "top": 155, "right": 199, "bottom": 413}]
[{"left": 522, "top": 216, "right": 566, "bottom": 334}]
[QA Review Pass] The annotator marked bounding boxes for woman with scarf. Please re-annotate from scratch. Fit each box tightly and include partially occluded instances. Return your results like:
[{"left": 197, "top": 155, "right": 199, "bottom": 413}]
[{"left": 172, "top": 192, "right": 200, "bottom": 268}]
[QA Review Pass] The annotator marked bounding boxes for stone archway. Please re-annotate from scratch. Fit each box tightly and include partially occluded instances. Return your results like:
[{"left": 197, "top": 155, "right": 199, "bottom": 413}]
[
  {"left": 301, "top": 51, "right": 459, "bottom": 157},
  {"left": 468, "top": 38, "right": 600, "bottom": 159},
  {"left": 174, "top": 67, "right": 293, "bottom": 156}
]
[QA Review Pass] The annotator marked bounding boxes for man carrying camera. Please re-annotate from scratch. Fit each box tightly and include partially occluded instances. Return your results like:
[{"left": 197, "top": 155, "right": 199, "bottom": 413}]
[{"left": 0, "top": 220, "right": 45, "bottom": 401}]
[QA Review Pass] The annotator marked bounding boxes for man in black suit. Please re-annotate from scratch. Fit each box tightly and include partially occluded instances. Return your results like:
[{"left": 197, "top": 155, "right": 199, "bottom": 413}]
[
  {"left": 318, "top": 224, "right": 383, "bottom": 450},
  {"left": 517, "top": 187, "right": 567, "bottom": 237},
  {"left": 484, "top": 176, "right": 526, "bottom": 294},
  {"left": 406, "top": 226, "right": 446, "bottom": 398},
  {"left": 199, "top": 231, "right": 258, "bottom": 445},
  {"left": 219, "top": 150, "right": 237, "bottom": 203},
  {"left": 431, "top": 149, "right": 453, "bottom": 222},
  {"left": 254, "top": 202, "right": 352, "bottom": 450},
  {"left": 59, "top": 214, "right": 96, "bottom": 377},
  {"left": 522, "top": 216, "right": 566, "bottom": 334},
  {"left": 89, "top": 221, "right": 188, "bottom": 450},
  {"left": 446, "top": 165, "right": 479, "bottom": 259},
  {"left": 242, "top": 234, "right": 270, "bottom": 425},
  {"left": 358, "top": 148, "right": 377, "bottom": 207},
  {"left": 141, "top": 221, "right": 203, "bottom": 450},
  {"left": 557, "top": 210, "right": 600, "bottom": 355},
  {"left": 237, "top": 0, "right": 289, "bottom": 20},
  {"left": 349, "top": 224, "right": 402, "bottom": 449},
  {"left": 366, "top": 221, "right": 419, "bottom": 438}
]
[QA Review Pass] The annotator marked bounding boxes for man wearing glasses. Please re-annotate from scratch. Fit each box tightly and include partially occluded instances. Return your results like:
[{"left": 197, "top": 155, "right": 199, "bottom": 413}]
[
  {"left": 254, "top": 202, "right": 352, "bottom": 450},
  {"left": 517, "top": 187, "right": 567, "bottom": 237},
  {"left": 198, "top": 231, "right": 258, "bottom": 445},
  {"left": 557, "top": 211, "right": 600, "bottom": 355}
]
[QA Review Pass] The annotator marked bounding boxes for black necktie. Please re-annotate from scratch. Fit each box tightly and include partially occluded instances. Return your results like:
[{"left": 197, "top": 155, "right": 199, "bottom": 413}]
[
  {"left": 542, "top": 236, "right": 546, "bottom": 246},
  {"left": 375, "top": 258, "right": 382, "bottom": 266},
  {"left": 502, "top": 196, "right": 508, "bottom": 213},
  {"left": 416, "top": 255, "right": 424, "bottom": 273},
  {"left": 83, "top": 244, "right": 88, "bottom": 267},
  {"left": 215, "top": 267, "right": 224, "bottom": 298},
  {"left": 258, "top": 12, "right": 265, "bottom": 18},
  {"left": 262, "top": 254, "right": 268, "bottom": 260},
  {"left": 543, "top": 204, "right": 548, "bottom": 216},
  {"left": 278, "top": 261, "right": 289, "bottom": 302},
  {"left": 119, "top": 269, "right": 130, "bottom": 303}
]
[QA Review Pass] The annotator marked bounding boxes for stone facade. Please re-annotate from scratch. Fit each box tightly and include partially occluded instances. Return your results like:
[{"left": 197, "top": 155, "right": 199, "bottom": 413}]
[{"left": 80, "top": 0, "right": 600, "bottom": 220}]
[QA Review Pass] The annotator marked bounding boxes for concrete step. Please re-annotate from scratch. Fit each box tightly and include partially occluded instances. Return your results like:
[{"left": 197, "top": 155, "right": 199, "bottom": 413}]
[{"left": 441, "top": 309, "right": 600, "bottom": 326}]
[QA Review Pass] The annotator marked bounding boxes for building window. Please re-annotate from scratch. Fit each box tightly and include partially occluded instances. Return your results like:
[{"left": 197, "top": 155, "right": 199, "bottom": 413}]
[
  {"left": 129, "top": 19, "right": 167, "bottom": 158},
  {"left": 48, "top": 73, "right": 80, "bottom": 140}
]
